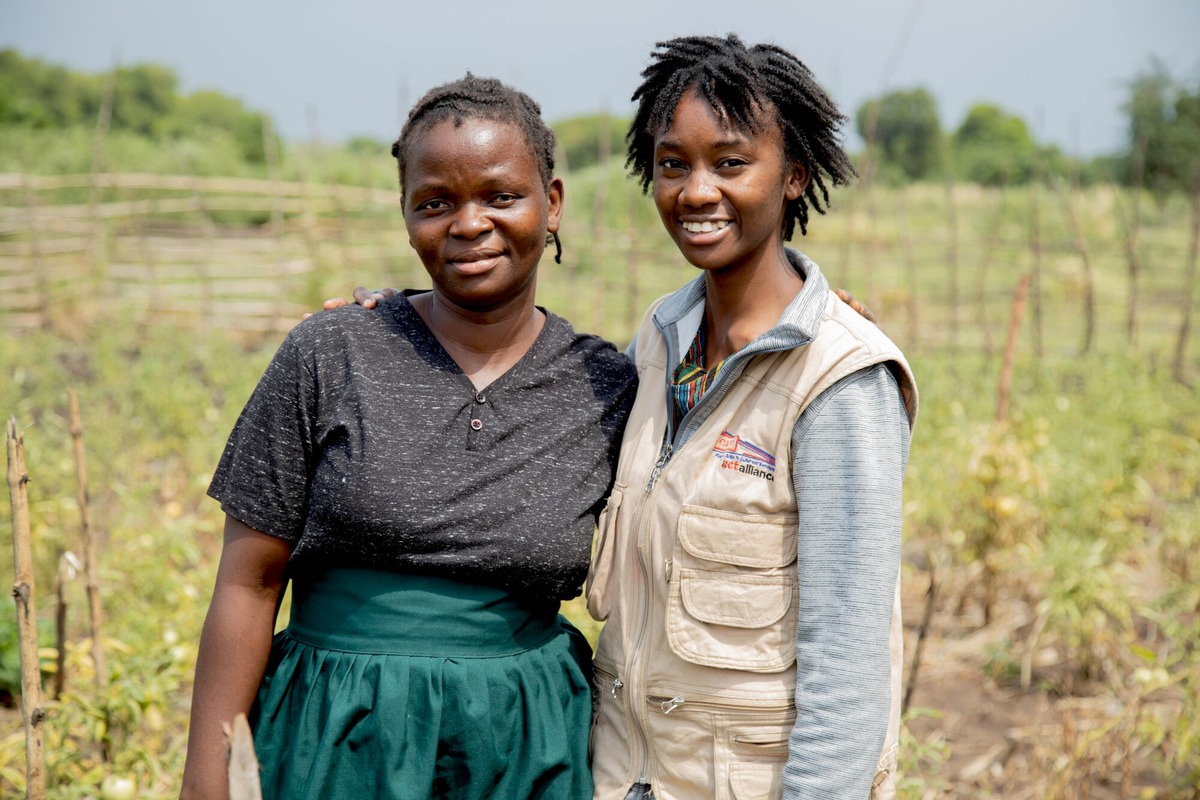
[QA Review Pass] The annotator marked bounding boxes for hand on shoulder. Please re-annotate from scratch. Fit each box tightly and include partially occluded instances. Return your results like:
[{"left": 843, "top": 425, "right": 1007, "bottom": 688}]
[
  {"left": 302, "top": 287, "right": 398, "bottom": 320},
  {"left": 835, "top": 288, "right": 876, "bottom": 324}
]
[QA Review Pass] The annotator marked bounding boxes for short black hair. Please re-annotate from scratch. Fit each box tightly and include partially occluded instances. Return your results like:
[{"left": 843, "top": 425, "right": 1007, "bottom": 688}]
[
  {"left": 626, "top": 34, "right": 855, "bottom": 238},
  {"left": 392, "top": 73, "right": 557, "bottom": 197}
]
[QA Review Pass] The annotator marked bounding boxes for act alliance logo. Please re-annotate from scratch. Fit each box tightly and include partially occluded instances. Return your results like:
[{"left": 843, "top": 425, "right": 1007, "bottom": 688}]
[{"left": 712, "top": 430, "right": 776, "bottom": 481}]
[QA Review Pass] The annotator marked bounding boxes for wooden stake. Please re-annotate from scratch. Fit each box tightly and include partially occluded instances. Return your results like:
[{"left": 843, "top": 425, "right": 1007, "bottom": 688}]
[
  {"left": 69, "top": 388, "right": 106, "bottom": 685},
  {"left": 1028, "top": 180, "right": 1045, "bottom": 362},
  {"left": 997, "top": 274, "right": 1032, "bottom": 424},
  {"left": 54, "top": 554, "right": 69, "bottom": 700},
  {"left": 1172, "top": 168, "right": 1200, "bottom": 384},
  {"left": 896, "top": 186, "right": 920, "bottom": 347},
  {"left": 1053, "top": 173, "right": 1096, "bottom": 357},
  {"left": 226, "top": 713, "right": 263, "bottom": 800},
  {"left": 902, "top": 558, "right": 936, "bottom": 716},
  {"left": 7, "top": 418, "right": 46, "bottom": 800},
  {"left": 22, "top": 177, "right": 49, "bottom": 331},
  {"left": 977, "top": 175, "right": 1010, "bottom": 361},
  {"left": 944, "top": 177, "right": 960, "bottom": 355}
]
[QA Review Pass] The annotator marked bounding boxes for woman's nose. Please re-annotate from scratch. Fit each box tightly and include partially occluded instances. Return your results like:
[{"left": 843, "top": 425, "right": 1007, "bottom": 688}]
[
  {"left": 450, "top": 203, "right": 492, "bottom": 238},
  {"left": 679, "top": 170, "right": 720, "bottom": 207}
]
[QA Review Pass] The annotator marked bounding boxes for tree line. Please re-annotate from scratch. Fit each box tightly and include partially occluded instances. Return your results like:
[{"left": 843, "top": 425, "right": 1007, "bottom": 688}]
[
  {"left": 0, "top": 48, "right": 273, "bottom": 166},
  {"left": 855, "top": 62, "right": 1200, "bottom": 198},
  {"left": 2, "top": 48, "right": 1198, "bottom": 199}
]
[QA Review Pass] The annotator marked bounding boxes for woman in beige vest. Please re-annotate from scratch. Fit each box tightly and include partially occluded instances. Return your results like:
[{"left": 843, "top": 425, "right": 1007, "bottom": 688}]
[{"left": 586, "top": 35, "right": 918, "bottom": 800}]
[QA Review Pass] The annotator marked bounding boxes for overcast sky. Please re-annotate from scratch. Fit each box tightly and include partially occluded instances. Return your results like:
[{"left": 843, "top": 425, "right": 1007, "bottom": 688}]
[{"left": 4, "top": 1, "right": 1198, "bottom": 156}]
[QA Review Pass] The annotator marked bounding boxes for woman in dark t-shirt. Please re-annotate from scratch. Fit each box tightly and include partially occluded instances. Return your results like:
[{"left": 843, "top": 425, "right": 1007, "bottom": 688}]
[{"left": 180, "top": 76, "right": 636, "bottom": 800}]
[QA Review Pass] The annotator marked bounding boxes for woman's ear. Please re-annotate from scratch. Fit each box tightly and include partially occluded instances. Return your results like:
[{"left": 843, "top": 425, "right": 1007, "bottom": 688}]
[
  {"left": 786, "top": 163, "right": 809, "bottom": 202},
  {"left": 547, "top": 176, "right": 565, "bottom": 233}
]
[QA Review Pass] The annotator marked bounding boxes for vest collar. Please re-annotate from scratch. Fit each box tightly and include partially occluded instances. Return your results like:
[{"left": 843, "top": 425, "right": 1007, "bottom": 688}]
[{"left": 651, "top": 249, "right": 830, "bottom": 359}]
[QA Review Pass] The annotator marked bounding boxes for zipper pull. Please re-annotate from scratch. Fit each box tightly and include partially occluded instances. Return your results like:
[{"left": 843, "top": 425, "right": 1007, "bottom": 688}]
[
  {"left": 645, "top": 444, "right": 674, "bottom": 492},
  {"left": 611, "top": 677, "right": 624, "bottom": 699},
  {"left": 659, "top": 696, "right": 686, "bottom": 714}
]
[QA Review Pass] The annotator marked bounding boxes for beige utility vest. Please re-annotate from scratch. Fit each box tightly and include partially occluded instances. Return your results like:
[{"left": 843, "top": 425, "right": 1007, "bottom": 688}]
[{"left": 589, "top": 290, "right": 918, "bottom": 800}]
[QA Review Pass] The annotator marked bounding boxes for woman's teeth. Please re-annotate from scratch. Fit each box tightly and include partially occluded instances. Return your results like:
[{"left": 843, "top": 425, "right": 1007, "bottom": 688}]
[{"left": 682, "top": 220, "right": 729, "bottom": 233}]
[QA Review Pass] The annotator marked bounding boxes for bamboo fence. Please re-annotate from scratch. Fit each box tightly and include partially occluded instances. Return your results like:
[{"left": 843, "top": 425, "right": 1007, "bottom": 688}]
[{"left": 1, "top": 171, "right": 1197, "bottom": 371}]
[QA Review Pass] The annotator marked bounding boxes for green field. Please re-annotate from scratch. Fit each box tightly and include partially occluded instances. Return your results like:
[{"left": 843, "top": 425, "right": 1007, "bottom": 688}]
[{"left": 2, "top": 162, "right": 1199, "bottom": 797}]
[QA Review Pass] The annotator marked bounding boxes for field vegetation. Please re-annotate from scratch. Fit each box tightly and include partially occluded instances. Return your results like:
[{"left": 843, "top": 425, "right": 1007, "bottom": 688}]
[{"left": 2, "top": 49, "right": 1199, "bottom": 798}]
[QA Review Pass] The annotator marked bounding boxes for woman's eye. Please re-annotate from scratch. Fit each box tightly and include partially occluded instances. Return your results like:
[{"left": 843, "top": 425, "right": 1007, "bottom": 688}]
[
  {"left": 720, "top": 158, "right": 747, "bottom": 169},
  {"left": 658, "top": 158, "right": 684, "bottom": 172}
]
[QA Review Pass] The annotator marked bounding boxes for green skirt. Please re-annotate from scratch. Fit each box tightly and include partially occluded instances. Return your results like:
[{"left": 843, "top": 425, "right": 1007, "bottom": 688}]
[{"left": 250, "top": 568, "right": 594, "bottom": 800}]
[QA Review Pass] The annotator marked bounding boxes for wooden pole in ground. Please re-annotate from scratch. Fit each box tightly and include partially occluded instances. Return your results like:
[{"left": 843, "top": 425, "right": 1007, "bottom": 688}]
[
  {"left": 902, "top": 555, "right": 936, "bottom": 716},
  {"left": 1027, "top": 182, "right": 1046, "bottom": 368},
  {"left": 68, "top": 389, "right": 106, "bottom": 686},
  {"left": 1117, "top": 137, "right": 1147, "bottom": 348},
  {"left": 23, "top": 177, "right": 50, "bottom": 331},
  {"left": 1172, "top": 168, "right": 1200, "bottom": 384},
  {"left": 89, "top": 55, "right": 117, "bottom": 277},
  {"left": 977, "top": 175, "right": 1010, "bottom": 361},
  {"left": 897, "top": 186, "right": 920, "bottom": 348},
  {"left": 591, "top": 111, "right": 612, "bottom": 336},
  {"left": 944, "top": 177, "right": 960, "bottom": 355},
  {"left": 997, "top": 274, "right": 1032, "bottom": 424},
  {"left": 227, "top": 713, "right": 263, "bottom": 800},
  {"left": 1053, "top": 168, "right": 1096, "bottom": 357},
  {"left": 7, "top": 418, "right": 46, "bottom": 800},
  {"left": 53, "top": 554, "right": 69, "bottom": 700}
]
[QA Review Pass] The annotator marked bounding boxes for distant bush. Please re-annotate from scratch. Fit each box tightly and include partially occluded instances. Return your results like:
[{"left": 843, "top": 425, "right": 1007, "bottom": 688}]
[
  {"left": 552, "top": 113, "right": 630, "bottom": 173},
  {"left": 856, "top": 87, "right": 944, "bottom": 182},
  {"left": 0, "top": 48, "right": 277, "bottom": 170}
]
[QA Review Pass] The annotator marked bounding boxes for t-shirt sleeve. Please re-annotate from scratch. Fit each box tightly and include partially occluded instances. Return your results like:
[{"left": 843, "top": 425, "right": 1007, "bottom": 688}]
[{"left": 207, "top": 333, "right": 317, "bottom": 541}]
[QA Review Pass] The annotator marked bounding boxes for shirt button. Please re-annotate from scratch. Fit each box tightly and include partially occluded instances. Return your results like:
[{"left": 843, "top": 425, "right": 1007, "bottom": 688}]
[
  {"left": 475, "top": 392, "right": 486, "bottom": 403},
  {"left": 470, "top": 419, "right": 483, "bottom": 431}
]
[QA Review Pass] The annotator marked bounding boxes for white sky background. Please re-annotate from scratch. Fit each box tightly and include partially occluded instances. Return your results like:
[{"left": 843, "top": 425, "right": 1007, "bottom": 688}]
[{"left": 3, "top": 0, "right": 1198, "bottom": 157}]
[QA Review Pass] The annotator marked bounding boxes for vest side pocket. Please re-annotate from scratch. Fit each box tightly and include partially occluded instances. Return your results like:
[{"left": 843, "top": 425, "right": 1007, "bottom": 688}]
[
  {"left": 667, "top": 506, "right": 799, "bottom": 673},
  {"left": 586, "top": 486, "right": 625, "bottom": 621},
  {"left": 729, "top": 763, "right": 784, "bottom": 800}
]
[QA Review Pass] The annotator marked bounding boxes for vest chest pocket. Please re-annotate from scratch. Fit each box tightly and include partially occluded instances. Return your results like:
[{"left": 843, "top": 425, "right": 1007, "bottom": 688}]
[{"left": 667, "top": 505, "right": 799, "bottom": 673}]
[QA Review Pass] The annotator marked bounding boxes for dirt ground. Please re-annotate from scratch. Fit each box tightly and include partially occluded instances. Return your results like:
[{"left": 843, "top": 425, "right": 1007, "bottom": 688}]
[{"left": 899, "top": 566, "right": 1172, "bottom": 799}]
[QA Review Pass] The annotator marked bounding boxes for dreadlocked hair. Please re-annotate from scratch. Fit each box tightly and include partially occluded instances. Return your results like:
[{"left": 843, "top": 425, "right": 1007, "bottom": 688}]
[
  {"left": 392, "top": 73, "right": 558, "bottom": 198},
  {"left": 626, "top": 34, "right": 855, "bottom": 238}
]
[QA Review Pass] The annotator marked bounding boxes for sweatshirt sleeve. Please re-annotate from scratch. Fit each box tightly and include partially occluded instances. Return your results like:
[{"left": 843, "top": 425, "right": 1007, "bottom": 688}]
[{"left": 782, "top": 364, "right": 911, "bottom": 799}]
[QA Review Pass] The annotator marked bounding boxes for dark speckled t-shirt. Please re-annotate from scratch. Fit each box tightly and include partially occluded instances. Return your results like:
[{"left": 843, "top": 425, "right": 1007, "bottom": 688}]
[{"left": 208, "top": 292, "right": 637, "bottom": 601}]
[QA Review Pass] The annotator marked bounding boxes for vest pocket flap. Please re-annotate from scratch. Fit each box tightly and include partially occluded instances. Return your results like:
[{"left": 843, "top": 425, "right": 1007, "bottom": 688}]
[
  {"left": 678, "top": 505, "right": 798, "bottom": 568},
  {"left": 679, "top": 568, "right": 792, "bottom": 628}
]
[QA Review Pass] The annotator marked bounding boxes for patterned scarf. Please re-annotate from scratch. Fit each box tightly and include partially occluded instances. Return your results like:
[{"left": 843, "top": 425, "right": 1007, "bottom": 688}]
[{"left": 672, "top": 323, "right": 727, "bottom": 430}]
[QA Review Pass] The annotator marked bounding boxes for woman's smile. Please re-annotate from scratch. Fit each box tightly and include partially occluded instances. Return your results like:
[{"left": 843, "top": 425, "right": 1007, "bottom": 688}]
[
  {"left": 679, "top": 218, "right": 732, "bottom": 246},
  {"left": 447, "top": 247, "right": 506, "bottom": 275}
]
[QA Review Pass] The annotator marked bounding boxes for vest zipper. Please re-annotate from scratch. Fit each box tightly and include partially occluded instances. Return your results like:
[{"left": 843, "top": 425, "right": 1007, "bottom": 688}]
[
  {"left": 645, "top": 688, "right": 794, "bottom": 712},
  {"left": 627, "top": 458, "right": 670, "bottom": 786},
  {"left": 644, "top": 444, "right": 673, "bottom": 492}
]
